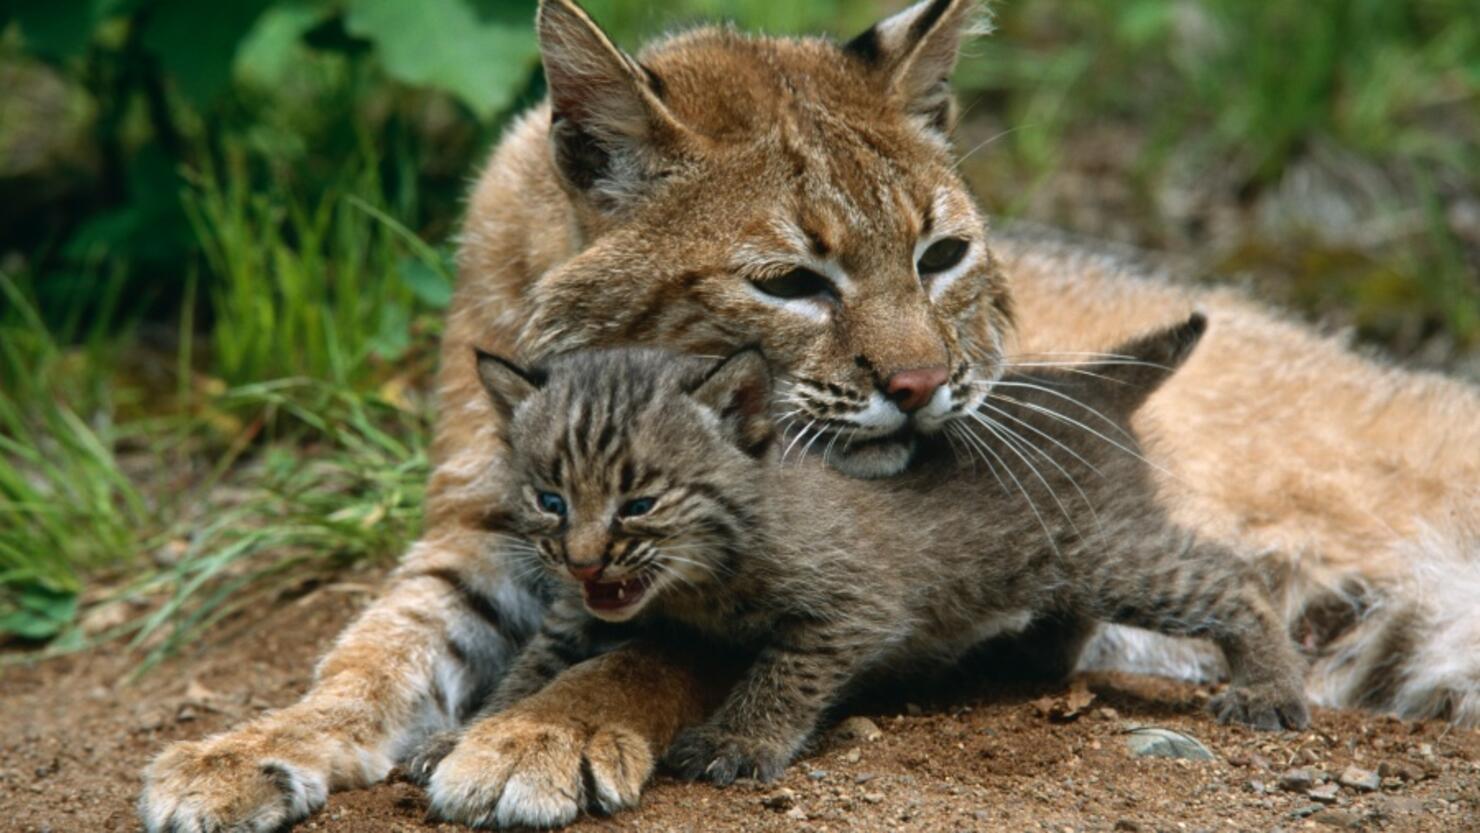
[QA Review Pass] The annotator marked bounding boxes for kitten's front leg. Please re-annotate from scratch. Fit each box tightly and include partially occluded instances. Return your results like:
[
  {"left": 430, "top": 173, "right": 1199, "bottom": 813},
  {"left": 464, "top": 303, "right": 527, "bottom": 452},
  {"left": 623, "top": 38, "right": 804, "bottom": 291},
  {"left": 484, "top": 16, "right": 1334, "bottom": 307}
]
[{"left": 665, "top": 623, "right": 871, "bottom": 785}]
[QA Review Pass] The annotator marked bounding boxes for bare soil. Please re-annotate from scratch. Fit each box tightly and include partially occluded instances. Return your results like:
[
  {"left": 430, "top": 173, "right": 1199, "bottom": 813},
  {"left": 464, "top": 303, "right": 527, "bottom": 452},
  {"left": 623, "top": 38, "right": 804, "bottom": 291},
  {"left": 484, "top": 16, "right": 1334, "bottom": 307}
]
[{"left": 3, "top": 574, "right": 1477, "bottom": 833}]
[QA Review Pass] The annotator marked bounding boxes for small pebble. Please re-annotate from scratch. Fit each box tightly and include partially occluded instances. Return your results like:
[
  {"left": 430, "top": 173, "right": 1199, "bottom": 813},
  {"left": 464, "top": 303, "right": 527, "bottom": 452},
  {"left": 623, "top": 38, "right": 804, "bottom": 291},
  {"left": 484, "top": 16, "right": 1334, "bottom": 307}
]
[
  {"left": 1308, "top": 783, "right": 1340, "bottom": 803},
  {"left": 1279, "top": 768, "right": 1317, "bottom": 792},
  {"left": 1338, "top": 765, "right": 1379, "bottom": 792},
  {"left": 760, "top": 788, "right": 795, "bottom": 810}
]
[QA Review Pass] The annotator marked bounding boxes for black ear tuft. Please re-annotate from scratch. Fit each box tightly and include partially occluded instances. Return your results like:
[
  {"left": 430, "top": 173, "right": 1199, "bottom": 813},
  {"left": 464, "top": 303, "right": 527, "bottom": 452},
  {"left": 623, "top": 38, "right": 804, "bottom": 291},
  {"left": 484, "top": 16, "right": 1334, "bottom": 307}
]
[
  {"left": 843, "top": 24, "right": 884, "bottom": 65},
  {"left": 687, "top": 347, "right": 775, "bottom": 459},
  {"left": 843, "top": 0, "right": 982, "bottom": 136},
  {"left": 473, "top": 348, "right": 544, "bottom": 424},
  {"left": 537, "top": 0, "right": 681, "bottom": 201}
]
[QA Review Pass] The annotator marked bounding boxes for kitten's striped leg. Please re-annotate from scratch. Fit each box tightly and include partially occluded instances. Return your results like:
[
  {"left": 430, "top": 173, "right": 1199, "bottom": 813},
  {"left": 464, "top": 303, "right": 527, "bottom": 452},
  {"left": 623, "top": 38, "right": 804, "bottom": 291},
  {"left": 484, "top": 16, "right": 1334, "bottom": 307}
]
[
  {"left": 1085, "top": 538, "right": 1310, "bottom": 731},
  {"left": 666, "top": 623, "right": 875, "bottom": 785},
  {"left": 138, "top": 537, "right": 540, "bottom": 833},
  {"left": 424, "top": 640, "right": 725, "bottom": 829}
]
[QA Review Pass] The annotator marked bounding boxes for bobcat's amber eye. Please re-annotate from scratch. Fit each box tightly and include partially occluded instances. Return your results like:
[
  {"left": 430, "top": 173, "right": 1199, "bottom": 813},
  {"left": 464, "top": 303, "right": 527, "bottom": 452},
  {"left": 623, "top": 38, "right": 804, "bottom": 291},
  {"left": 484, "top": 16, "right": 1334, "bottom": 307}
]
[
  {"left": 917, "top": 237, "right": 969, "bottom": 276},
  {"left": 618, "top": 497, "right": 656, "bottom": 518},
  {"left": 536, "top": 491, "right": 567, "bottom": 516},
  {"left": 750, "top": 268, "right": 836, "bottom": 301}
]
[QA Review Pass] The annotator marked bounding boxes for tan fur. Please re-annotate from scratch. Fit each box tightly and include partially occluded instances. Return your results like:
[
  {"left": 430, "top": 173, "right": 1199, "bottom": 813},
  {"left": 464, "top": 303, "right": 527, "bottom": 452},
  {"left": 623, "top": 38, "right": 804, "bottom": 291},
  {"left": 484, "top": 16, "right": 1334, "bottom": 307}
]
[{"left": 139, "top": 1, "right": 1480, "bottom": 830}]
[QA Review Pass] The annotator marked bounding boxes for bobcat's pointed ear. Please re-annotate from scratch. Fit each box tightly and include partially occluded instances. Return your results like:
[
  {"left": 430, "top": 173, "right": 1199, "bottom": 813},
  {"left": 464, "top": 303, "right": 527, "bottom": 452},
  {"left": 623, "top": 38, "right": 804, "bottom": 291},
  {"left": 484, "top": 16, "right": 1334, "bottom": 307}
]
[
  {"left": 474, "top": 348, "right": 545, "bottom": 424},
  {"left": 844, "top": 0, "right": 987, "bottom": 135},
  {"left": 537, "top": 0, "right": 683, "bottom": 202},
  {"left": 688, "top": 348, "right": 775, "bottom": 459}
]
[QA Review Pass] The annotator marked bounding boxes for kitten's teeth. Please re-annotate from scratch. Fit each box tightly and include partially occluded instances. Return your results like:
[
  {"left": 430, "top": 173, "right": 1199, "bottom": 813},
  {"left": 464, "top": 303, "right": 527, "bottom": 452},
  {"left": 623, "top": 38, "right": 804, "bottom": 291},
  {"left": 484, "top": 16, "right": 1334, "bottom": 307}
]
[{"left": 618, "top": 585, "right": 627, "bottom": 601}]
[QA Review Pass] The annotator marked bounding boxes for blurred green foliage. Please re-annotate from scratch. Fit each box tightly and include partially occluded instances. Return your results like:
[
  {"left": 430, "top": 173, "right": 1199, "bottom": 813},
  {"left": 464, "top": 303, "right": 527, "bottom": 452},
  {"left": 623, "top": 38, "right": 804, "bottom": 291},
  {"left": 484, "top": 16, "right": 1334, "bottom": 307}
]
[{"left": 0, "top": 0, "right": 1476, "bottom": 647}]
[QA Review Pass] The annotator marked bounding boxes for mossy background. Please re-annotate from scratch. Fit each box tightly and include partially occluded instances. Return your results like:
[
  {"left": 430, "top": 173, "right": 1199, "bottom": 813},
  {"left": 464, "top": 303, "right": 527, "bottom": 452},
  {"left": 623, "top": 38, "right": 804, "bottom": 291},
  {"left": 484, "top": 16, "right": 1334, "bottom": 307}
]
[{"left": 1, "top": 0, "right": 1476, "bottom": 654}]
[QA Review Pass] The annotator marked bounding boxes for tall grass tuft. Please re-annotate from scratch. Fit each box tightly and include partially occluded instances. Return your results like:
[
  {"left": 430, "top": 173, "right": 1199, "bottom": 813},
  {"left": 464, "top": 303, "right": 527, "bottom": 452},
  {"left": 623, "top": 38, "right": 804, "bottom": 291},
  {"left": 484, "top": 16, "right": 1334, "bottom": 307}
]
[{"left": 0, "top": 271, "right": 153, "bottom": 640}]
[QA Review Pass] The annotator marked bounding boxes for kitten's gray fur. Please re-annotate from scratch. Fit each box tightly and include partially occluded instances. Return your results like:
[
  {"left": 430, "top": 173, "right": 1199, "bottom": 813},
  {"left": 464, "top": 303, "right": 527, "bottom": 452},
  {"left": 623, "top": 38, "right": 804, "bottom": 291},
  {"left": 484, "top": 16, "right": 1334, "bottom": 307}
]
[{"left": 435, "top": 313, "right": 1308, "bottom": 785}]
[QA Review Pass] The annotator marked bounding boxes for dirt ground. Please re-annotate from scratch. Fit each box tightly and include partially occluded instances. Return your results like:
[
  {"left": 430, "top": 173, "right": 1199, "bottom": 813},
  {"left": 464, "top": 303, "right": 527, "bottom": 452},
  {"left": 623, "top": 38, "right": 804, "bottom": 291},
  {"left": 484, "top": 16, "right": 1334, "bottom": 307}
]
[{"left": 3, "top": 576, "right": 1477, "bottom": 833}]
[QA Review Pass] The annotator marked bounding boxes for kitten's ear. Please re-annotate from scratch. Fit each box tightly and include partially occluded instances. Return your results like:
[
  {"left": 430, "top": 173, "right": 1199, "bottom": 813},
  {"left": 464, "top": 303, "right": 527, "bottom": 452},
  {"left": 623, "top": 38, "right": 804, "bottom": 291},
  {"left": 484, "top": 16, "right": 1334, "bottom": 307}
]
[
  {"left": 538, "top": 0, "right": 684, "bottom": 201},
  {"left": 844, "top": 0, "right": 987, "bottom": 136},
  {"left": 1084, "top": 312, "right": 1208, "bottom": 417},
  {"left": 474, "top": 349, "right": 544, "bottom": 424},
  {"left": 688, "top": 348, "right": 775, "bottom": 459}
]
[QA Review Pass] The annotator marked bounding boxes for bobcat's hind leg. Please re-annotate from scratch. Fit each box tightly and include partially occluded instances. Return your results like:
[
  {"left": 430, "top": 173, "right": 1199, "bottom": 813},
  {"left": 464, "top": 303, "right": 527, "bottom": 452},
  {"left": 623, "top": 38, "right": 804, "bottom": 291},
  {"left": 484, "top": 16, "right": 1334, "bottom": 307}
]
[{"left": 138, "top": 542, "right": 538, "bottom": 833}]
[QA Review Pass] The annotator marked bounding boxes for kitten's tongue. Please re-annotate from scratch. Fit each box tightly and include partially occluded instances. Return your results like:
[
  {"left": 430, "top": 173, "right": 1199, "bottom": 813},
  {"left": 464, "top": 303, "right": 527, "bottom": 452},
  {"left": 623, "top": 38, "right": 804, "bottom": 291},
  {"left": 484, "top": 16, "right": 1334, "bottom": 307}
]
[{"left": 582, "top": 574, "right": 652, "bottom": 611}]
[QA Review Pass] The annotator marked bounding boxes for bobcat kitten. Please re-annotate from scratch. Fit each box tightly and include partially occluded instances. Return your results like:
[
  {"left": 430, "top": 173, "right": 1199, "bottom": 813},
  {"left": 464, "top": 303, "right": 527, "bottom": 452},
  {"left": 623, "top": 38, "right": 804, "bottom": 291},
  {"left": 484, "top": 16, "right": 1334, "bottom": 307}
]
[{"left": 461, "top": 313, "right": 1308, "bottom": 784}]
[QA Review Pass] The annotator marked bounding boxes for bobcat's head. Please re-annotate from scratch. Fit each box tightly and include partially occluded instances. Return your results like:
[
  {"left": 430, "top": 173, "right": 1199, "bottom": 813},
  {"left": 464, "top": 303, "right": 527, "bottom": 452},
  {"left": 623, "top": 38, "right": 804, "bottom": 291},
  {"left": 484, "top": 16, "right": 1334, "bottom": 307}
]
[{"left": 513, "top": 0, "right": 1010, "bottom": 478}]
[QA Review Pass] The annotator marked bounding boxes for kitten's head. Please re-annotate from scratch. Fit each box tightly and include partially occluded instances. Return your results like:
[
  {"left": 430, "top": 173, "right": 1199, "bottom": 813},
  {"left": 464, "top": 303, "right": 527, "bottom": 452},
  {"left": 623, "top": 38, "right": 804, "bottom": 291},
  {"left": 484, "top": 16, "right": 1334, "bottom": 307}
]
[
  {"left": 476, "top": 347, "right": 773, "bottom": 622},
  {"left": 512, "top": 0, "right": 1010, "bottom": 479}
]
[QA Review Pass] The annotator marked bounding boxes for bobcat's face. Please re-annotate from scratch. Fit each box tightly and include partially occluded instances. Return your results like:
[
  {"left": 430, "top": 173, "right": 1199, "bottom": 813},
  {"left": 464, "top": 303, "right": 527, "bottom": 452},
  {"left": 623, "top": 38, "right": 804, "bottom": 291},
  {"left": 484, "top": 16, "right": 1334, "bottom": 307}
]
[{"left": 514, "top": 0, "right": 1010, "bottom": 479}]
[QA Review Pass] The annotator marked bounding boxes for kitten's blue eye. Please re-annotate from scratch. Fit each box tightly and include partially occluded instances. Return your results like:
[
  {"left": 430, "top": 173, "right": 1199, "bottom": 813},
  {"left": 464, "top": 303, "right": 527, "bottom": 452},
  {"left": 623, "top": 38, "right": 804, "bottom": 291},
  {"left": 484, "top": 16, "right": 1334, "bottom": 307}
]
[
  {"left": 536, "top": 491, "right": 567, "bottom": 516},
  {"left": 619, "top": 497, "right": 656, "bottom": 518}
]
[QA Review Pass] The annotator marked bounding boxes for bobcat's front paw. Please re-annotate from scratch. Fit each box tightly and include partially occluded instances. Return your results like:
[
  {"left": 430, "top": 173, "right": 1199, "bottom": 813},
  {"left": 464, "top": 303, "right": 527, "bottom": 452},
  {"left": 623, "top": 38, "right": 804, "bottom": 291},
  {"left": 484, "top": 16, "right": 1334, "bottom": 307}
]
[
  {"left": 664, "top": 724, "right": 791, "bottom": 786},
  {"left": 427, "top": 710, "right": 651, "bottom": 828},
  {"left": 138, "top": 735, "right": 329, "bottom": 833},
  {"left": 1210, "top": 683, "right": 1310, "bottom": 731}
]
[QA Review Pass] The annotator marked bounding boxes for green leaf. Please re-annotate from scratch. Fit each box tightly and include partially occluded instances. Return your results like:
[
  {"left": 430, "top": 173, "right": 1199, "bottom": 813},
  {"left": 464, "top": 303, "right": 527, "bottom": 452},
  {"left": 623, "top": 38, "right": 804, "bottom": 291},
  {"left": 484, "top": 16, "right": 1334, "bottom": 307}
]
[
  {"left": 0, "top": 582, "right": 78, "bottom": 640},
  {"left": 344, "top": 0, "right": 538, "bottom": 119},
  {"left": 397, "top": 256, "right": 454, "bottom": 309},
  {"left": 141, "top": 0, "right": 272, "bottom": 106},
  {"left": 64, "top": 145, "right": 190, "bottom": 262},
  {"left": 2, "top": 0, "right": 100, "bottom": 60},
  {"left": 235, "top": 2, "right": 329, "bottom": 90},
  {"left": 369, "top": 302, "right": 411, "bottom": 361}
]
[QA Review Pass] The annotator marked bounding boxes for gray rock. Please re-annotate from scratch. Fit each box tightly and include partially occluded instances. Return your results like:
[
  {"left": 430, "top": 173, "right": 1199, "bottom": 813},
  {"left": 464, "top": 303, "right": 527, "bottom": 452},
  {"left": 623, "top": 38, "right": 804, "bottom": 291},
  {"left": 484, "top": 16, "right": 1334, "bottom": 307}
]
[
  {"left": 1308, "top": 783, "right": 1340, "bottom": 803},
  {"left": 1122, "top": 727, "right": 1215, "bottom": 761},
  {"left": 1338, "top": 765, "right": 1379, "bottom": 792},
  {"left": 1279, "top": 768, "right": 1317, "bottom": 792}
]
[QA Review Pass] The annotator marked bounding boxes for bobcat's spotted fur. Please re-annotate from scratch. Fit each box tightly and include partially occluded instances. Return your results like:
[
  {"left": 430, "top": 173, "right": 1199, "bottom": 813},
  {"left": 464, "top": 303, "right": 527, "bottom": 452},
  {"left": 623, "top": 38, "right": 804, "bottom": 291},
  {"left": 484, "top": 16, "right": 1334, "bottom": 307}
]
[{"left": 140, "top": 0, "right": 1480, "bottom": 830}]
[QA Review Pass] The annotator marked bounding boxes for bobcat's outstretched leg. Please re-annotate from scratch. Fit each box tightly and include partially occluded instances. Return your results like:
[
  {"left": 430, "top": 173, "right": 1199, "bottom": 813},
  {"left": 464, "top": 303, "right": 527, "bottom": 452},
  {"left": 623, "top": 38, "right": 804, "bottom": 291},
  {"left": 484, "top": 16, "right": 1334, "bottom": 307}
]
[
  {"left": 138, "top": 536, "right": 540, "bottom": 833},
  {"left": 424, "top": 641, "right": 728, "bottom": 829}
]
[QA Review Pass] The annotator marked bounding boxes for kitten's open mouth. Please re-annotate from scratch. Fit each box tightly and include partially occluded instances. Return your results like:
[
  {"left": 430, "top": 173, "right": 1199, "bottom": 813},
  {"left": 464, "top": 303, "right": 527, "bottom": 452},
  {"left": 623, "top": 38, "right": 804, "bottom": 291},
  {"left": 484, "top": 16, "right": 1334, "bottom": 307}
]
[{"left": 581, "top": 573, "right": 655, "bottom": 612}]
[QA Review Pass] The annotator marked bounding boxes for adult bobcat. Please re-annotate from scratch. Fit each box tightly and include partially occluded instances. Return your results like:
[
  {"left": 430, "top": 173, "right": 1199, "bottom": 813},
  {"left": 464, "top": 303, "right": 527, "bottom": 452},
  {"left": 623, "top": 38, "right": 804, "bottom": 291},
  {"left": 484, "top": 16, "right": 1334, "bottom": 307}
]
[{"left": 140, "top": 0, "right": 1480, "bottom": 830}]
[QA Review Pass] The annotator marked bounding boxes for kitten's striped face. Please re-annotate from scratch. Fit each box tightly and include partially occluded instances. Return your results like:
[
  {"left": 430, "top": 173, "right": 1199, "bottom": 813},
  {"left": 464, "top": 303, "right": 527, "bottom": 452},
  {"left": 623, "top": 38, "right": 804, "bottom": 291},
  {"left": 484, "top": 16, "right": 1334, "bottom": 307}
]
[{"left": 477, "top": 349, "right": 770, "bottom": 622}]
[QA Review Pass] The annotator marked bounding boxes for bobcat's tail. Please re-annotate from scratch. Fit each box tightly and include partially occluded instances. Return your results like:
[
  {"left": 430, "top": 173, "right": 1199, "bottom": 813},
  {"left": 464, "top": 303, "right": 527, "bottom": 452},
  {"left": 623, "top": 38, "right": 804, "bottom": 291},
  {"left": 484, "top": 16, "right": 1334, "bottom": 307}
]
[{"left": 1310, "top": 518, "right": 1480, "bottom": 726}]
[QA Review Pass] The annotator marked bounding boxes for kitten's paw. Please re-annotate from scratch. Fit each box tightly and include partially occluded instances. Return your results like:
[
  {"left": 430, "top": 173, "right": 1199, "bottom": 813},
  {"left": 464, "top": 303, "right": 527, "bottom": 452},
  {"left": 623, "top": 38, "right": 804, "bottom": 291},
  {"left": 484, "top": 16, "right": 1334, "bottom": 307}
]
[
  {"left": 427, "top": 711, "right": 651, "bottom": 828},
  {"left": 138, "top": 735, "right": 328, "bottom": 833},
  {"left": 1210, "top": 684, "right": 1310, "bottom": 731},
  {"left": 664, "top": 724, "right": 790, "bottom": 786},
  {"left": 404, "top": 730, "right": 462, "bottom": 787}
]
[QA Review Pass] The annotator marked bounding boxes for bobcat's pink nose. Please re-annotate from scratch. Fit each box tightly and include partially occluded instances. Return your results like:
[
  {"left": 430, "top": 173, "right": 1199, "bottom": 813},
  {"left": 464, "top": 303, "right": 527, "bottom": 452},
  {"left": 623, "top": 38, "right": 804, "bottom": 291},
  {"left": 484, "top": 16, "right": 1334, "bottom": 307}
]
[{"left": 884, "top": 367, "right": 949, "bottom": 413}]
